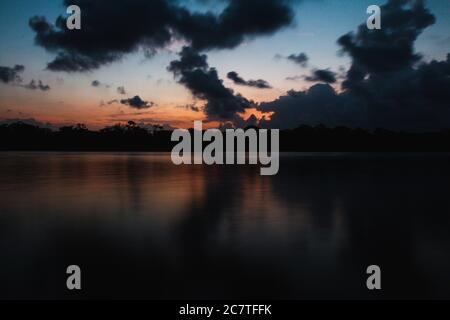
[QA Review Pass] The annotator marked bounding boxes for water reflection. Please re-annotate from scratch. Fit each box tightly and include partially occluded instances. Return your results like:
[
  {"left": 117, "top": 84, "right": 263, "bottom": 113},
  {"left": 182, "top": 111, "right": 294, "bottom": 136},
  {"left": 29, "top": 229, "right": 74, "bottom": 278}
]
[{"left": 0, "top": 152, "right": 449, "bottom": 299}]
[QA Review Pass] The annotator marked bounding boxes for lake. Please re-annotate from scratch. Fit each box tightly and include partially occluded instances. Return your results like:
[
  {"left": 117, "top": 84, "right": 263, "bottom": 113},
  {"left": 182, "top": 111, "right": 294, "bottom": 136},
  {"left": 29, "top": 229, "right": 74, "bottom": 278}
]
[{"left": 0, "top": 152, "right": 449, "bottom": 299}]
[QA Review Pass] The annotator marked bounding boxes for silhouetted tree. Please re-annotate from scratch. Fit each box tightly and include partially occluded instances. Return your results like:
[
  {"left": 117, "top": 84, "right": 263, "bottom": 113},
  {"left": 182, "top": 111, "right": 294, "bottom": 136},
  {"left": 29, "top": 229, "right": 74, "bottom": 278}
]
[{"left": 1, "top": 121, "right": 449, "bottom": 152}]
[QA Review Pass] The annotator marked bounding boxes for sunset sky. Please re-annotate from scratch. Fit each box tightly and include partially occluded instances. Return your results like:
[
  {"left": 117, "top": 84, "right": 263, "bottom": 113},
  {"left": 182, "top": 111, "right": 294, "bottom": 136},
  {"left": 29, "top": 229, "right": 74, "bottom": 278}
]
[{"left": 0, "top": 0, "right": 449, "bottom": 130}]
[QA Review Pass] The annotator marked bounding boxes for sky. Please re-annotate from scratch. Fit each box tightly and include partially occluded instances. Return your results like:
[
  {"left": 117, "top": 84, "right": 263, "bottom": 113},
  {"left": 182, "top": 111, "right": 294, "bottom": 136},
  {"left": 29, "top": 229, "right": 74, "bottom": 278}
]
[{"left": 0, "top": 0, "right": 449, "bottom": 130}]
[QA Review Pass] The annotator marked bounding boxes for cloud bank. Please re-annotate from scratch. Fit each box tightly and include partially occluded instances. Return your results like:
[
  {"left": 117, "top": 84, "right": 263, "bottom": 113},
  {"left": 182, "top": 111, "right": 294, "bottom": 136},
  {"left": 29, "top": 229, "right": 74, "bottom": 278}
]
[
  {"left": 168, "top": 46, "right": 253, "bottom": 121},
  {"left": 29, "top": 0, "right": 300, "bottom": 72},
  {"left": 259, "top": 0, "right": 450, "bottom": 132}
]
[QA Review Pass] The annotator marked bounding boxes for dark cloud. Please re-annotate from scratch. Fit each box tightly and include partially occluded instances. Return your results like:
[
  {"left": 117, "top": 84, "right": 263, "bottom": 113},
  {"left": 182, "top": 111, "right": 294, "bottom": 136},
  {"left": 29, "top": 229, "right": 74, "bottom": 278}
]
[
  {"left": 22, "top": 80, "right": 51, "bottom": 91},
  {"left": 168, "top": 46, "right": 253, "bottom": 121},
  {"left": 0, "top": 65, "right": 25, "bottom": 84},
  {"left": 259, "top": 0, "right": 450, "bottom": 132},
  {"left": 29, "top": 0, "right": 174, "bottom": 72},
  {"left": 227, "top": 71, "right": 272, "bottom": 89},
  {"left": 286, "top": 52, "right": 309, "bottom": 67},
  {"left": 337, "top": 0, "right": 435, "bottom": 88},
  {"left": 304, "top": 69, "right": 337, "bottom": 83},
  {"left": 227, "top": 71, "right": 251, "bottom": 85},
  {"left": 168, "top": 46, "right": 209, "bottom": 74},
  {"left": 172, "top": 0, "right": 299, "bottom": 51},
  {"left": 29, "top": 0, "right": 300, "bottom": 72},
  {"left": 117, "top": 86, "right": 126, "bottom": 95},
  {"left": 120, "top": 96, "right": 153, "bottom": 109},
  {"left": 259, "top": 84, "right": 360, "bottom": 129},
  {"left": 91, "top": 80, "right": 111, "bottom": 89},
  {"left": 0, "top": 65, "right": 50, "bottom": 91},
  {"left": 45, "top": 52, "right": 110, "bottom": 73}
]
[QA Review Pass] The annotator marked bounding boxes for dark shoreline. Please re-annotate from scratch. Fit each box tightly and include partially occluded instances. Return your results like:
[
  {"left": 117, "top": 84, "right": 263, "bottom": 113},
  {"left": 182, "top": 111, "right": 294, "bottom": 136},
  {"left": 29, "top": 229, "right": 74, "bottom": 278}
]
[{"left": 2, "top": 122, "right": 450, "bottom": 152}]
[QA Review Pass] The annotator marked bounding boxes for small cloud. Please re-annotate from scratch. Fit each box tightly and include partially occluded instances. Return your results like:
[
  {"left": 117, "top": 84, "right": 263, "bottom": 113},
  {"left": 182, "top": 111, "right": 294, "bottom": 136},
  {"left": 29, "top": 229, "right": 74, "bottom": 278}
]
[
  {"left": 227, "top": 71, "right": 272, "bottom": 89},
  {"left": 0, "top": 65, "right": 25, "bottom": 84},
  {"left": 120, "top": 96, "right": 154, "bottom": 109},
  {"left": 287, "top": 53, "right": 309, "bottom": 67},
  {"left": 117, "top": 86, "right": 126, "bottom": 95},
  {"left": 91, "top": 80, "right": 110, "bottom": 88},
  {"left": 143, "top": 48, "right": 157, "bottom": 59},
  {"left": 304, "top": 69, "right": 337, "bottom": 83},
  {"left": 23, "top": 79, "right": 51, "bottom": 91}
]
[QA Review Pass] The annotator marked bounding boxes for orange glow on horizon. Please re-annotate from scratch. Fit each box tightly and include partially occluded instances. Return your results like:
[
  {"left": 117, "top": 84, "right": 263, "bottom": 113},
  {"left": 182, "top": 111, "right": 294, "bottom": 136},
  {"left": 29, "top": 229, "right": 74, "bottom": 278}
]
[{"left": 1, "top": 94, "right": 277, "bottom": 130}]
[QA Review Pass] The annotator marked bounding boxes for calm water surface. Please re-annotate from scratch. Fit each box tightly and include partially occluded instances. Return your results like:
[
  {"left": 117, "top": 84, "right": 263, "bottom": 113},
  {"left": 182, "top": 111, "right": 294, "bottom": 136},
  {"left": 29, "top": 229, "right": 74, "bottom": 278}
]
[{"left": 0, "top": 152, "right": 449, "bottom": 299}]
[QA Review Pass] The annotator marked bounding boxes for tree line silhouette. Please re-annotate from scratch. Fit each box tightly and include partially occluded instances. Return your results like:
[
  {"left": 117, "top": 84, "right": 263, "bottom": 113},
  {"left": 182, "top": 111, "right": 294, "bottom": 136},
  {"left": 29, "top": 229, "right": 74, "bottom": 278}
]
[{"left": 1, "top": 121, "right": 450, "bottom": 151}]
